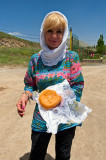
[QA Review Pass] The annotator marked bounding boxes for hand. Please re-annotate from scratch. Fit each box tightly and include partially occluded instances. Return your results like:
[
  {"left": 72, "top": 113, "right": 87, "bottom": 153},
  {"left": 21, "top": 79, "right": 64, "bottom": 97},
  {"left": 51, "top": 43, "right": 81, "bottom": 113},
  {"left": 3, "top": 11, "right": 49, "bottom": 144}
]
[{"left": 16, "top": 93, "right": 28, "bottom": 117}]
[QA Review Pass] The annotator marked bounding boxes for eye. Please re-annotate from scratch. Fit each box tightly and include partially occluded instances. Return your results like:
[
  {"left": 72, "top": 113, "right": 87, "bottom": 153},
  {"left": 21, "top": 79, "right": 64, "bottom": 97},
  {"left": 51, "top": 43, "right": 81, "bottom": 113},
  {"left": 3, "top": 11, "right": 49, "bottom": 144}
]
[
  {"left": 57, "top": 30, "right": 63, "bottom": 34},
  {"left": 47, "top": 29, "right": 53, "bottom": 33}
]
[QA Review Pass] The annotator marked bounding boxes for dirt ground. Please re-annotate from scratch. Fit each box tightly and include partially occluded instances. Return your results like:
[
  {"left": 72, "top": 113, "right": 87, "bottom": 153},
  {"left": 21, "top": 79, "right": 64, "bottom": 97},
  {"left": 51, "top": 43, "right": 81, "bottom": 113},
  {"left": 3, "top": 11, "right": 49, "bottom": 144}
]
[{"left": 0, "top": 64, "right": 106, "bottom": 160}]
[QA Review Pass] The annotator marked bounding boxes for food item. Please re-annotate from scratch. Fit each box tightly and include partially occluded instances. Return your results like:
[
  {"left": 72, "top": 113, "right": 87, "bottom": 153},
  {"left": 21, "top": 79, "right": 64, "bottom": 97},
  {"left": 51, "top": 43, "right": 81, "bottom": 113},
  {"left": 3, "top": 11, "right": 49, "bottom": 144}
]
[{"left": 39, "top": 89, "right": 62, "bottom": 110}]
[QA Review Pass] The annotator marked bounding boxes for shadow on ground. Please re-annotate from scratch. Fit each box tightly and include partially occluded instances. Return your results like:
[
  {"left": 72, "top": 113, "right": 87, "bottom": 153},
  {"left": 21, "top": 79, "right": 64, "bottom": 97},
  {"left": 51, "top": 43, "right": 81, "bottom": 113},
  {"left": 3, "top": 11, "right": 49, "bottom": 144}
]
[{"left": 19, "top": 152, "right": 55, "bottom": 160}]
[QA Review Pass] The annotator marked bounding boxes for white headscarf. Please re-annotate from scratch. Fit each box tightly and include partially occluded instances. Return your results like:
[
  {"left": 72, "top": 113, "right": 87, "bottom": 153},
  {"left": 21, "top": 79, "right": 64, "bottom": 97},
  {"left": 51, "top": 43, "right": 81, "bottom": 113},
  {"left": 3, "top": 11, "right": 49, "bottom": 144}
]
[{"left": 40, "top": 11, "right": 69, "bottom": 66}]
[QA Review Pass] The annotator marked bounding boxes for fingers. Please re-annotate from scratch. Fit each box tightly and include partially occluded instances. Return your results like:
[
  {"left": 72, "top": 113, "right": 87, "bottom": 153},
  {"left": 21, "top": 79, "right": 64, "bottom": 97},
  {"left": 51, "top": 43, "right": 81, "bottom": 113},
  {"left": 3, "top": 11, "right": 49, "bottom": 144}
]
[
  {"left": 22, "top": 106, "right": 26, "bottom": 109},
  {"left": 18, "top": 110, "right": 25, "bottom": 117},
  {"left": 22, "top": 100, "right": 27, "bottom": 108},
  {"left": 16, "top": 100, "right": 25, "bottom": 117},
  {"left": 16, "top": 94, "right": 28, "bottom": 117}
]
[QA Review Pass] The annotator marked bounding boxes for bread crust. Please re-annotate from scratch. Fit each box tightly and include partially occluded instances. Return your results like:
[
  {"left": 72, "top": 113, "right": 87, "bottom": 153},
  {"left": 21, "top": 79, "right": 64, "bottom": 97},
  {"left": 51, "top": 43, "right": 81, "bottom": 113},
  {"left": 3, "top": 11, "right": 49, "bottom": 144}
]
[{"left": 39, "top": 89, "right": 62, "bottom": 110}]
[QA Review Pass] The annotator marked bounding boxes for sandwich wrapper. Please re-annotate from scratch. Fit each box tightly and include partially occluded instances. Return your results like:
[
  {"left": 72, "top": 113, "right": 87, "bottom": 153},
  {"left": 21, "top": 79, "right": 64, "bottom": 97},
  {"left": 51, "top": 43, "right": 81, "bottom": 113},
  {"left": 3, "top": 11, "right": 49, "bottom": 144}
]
[{"left": 33, "top": 80, "right": 92, "bottom": 134}]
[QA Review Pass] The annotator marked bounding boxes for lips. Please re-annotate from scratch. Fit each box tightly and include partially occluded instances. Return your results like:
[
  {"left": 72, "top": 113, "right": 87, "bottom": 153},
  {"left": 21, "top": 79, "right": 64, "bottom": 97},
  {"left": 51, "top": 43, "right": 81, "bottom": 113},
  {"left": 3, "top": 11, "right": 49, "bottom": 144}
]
[{"left": 49, "top": 40, "right": 59, "bottom": 44}]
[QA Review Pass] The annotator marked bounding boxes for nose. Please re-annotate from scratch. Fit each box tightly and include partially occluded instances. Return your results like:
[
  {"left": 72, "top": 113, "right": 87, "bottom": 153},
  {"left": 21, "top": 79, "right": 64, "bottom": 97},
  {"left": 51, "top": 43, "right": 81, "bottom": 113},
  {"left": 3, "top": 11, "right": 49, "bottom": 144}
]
[{"left": 52, "top": 32, "right": 57, "bottom": 38}]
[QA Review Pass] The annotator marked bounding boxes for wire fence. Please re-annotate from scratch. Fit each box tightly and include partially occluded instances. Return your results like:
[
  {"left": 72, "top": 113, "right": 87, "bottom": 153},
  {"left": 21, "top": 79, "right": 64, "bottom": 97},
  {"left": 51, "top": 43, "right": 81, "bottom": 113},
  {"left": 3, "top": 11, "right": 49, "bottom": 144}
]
[
  {"left": 72, "top": 33, "right": 79, "bottom": 54},
  {"left": 72, "top": 33, "right": 96, "bottom": 61}
]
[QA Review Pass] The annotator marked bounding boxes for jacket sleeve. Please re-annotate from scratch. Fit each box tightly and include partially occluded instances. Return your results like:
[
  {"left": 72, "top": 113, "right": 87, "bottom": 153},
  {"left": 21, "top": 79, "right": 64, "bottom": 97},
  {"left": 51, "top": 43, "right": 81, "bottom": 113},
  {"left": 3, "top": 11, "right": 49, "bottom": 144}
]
[
  {"left": 70, "top": 52, "right": 84, "bottom": 102},
  {"left": 24, "top": 58, "right": 37, "bottom": 92}
]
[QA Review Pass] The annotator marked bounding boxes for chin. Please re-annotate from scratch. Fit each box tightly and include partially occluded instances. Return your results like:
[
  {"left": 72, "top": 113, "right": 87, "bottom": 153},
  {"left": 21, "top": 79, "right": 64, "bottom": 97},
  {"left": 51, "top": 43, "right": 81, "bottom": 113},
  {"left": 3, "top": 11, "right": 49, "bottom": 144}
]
[{"left": 48, "top": 45, "right": 59, "bottom": 50}]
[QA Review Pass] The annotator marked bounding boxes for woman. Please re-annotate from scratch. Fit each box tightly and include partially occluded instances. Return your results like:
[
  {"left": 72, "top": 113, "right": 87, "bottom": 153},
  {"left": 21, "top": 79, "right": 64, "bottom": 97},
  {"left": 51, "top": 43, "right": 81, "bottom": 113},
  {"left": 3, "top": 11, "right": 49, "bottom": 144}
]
[{"left": 16, "top": 11, "right": 84, "bottom": 160}]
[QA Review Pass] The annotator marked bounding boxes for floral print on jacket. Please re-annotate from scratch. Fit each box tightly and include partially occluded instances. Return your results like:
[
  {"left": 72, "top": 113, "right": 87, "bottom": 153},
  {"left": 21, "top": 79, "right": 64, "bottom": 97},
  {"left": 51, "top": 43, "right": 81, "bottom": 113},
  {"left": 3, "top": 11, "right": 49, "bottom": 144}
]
[{"left": 24, "top": 50, "right": 84, "bottom": 132}]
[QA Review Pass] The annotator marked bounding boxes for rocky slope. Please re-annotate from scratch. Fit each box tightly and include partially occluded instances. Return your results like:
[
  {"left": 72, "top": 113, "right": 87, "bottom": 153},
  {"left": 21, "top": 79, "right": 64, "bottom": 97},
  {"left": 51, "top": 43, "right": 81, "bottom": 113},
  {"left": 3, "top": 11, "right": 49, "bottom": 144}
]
[{"left": 0, "top": 31, "right": 41, "bottom": 48}]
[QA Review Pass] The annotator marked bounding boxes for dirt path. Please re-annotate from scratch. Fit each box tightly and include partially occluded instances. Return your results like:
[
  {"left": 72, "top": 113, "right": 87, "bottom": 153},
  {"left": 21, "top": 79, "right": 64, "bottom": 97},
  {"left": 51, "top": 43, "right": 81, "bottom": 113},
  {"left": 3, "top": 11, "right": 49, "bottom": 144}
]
[{"left": 0, "top": 64, "right": 106, "bottom": 160}]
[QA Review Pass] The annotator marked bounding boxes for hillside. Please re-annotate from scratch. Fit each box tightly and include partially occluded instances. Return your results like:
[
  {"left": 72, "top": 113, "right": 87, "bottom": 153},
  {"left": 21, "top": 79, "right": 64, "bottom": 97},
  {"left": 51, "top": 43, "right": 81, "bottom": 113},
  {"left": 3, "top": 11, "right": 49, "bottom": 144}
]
[{"left": 0, "top": 31, "right": 41, "bottom": 48}]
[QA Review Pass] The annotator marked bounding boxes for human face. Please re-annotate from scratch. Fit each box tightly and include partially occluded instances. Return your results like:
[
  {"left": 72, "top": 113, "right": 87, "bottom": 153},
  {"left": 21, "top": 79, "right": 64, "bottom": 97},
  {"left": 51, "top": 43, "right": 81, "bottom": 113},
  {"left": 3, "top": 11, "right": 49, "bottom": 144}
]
[{"left": 45, "top": 27, "right": 64, "bottom": 50}]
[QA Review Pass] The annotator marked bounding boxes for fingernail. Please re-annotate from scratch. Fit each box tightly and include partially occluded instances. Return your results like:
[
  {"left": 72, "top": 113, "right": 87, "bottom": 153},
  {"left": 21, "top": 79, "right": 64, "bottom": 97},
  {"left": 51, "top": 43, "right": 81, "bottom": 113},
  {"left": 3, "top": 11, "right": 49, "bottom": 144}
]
[{"left": 22, "top": 106, "right": 26, "bottom": 109}]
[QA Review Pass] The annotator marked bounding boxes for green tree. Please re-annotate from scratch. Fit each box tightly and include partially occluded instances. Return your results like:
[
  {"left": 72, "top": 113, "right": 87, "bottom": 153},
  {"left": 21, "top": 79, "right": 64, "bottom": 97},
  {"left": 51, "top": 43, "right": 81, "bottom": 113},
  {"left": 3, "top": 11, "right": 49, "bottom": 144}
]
[
  {"left": 105, "top": 45, "right": 106, "bottom": 54},
  {"left": 96, "top": 34, "right": 105, "bottom": 55}
]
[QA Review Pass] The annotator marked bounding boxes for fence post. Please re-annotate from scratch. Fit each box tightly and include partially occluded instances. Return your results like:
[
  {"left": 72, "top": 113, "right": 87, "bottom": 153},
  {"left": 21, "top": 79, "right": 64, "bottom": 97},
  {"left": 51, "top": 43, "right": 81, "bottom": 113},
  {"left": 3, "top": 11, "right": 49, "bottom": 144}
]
[
  {"left": 70, "top": 26, "right": 72, "bottom": 51},
  {"left": 79, "top": 47, "right": 80, "bottom": 57},
  {"left": 83, "top": 48, "right": 84, "bottom": 59}
]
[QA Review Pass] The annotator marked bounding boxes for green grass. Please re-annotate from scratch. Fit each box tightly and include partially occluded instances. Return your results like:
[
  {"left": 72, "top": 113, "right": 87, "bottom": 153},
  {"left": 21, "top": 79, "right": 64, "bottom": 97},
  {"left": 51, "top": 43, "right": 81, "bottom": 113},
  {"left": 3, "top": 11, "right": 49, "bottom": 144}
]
[
  {"left": 0, "top": 47, "right": 41, "bottom": 66},
  {"left": 0, "top": 31, "right": 41, "bottom": 66}
]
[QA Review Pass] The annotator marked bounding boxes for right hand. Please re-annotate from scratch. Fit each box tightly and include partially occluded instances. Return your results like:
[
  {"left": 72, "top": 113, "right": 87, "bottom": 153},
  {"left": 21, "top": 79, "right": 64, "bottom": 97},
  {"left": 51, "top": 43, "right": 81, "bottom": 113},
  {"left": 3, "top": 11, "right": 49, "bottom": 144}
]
[{"left": 16, "top": 93, "right": 28, "bottom": 117}]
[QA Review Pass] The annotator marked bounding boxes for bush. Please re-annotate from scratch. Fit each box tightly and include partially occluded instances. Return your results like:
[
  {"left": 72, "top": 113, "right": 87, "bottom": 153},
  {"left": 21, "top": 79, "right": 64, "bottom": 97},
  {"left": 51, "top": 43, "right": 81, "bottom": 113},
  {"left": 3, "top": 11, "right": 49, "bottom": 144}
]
[{"left": 84, "top": 53, "right": 102, "bottom": 59}]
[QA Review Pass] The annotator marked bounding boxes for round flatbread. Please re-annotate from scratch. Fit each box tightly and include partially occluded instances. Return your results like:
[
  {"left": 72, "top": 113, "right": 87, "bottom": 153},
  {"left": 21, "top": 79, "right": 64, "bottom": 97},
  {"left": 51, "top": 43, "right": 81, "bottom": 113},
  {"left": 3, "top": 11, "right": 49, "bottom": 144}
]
[{"left": 39, "top": 89, "right": 62, "bottom": 110}]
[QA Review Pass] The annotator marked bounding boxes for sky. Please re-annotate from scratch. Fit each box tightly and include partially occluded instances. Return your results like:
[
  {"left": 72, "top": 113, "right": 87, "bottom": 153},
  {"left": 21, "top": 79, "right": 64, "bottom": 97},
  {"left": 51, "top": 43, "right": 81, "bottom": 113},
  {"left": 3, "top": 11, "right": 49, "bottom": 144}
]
[{"left": 0, "top": 0, "right": 106, "bottom": 46}]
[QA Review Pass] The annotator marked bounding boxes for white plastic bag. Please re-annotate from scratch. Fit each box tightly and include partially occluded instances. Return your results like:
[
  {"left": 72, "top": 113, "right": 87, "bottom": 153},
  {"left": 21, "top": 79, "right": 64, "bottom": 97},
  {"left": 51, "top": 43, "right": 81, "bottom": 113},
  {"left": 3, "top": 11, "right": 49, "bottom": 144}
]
[{"left": 33, "top": 80, "right": 92, "bottom": 134}]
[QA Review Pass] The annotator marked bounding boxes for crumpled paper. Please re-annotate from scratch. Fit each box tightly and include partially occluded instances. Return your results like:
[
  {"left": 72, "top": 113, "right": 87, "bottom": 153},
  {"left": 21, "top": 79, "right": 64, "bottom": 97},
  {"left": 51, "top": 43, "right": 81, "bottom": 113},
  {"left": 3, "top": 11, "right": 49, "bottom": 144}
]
[{"left": 33, "top": 80, "right": 92, "bottom": 134}]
